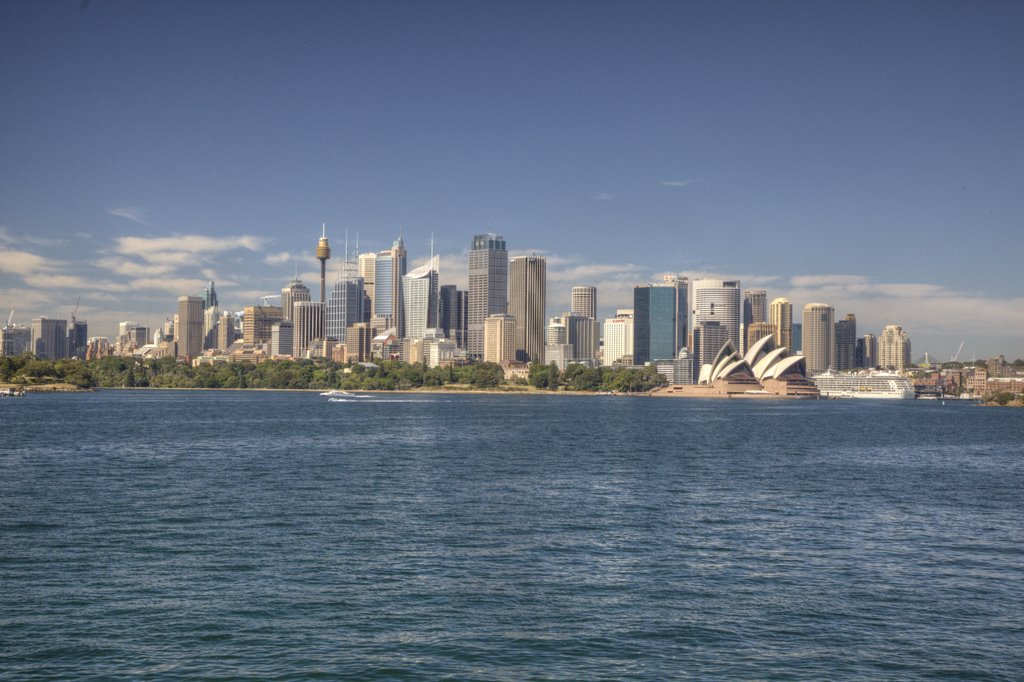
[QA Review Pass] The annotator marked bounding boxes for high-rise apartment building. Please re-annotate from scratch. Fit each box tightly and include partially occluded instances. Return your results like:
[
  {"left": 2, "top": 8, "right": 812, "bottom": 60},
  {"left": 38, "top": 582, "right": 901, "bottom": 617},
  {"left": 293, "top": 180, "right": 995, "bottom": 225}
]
[
  {"left": 281, "top": 279, "right": 311, "bottom": 321},
  {"left": 571, "top": 286, "right": 597, "bottom": 320},
  {"left": 467, "top": 233, "right": 508, "bottom": 358},
  {"left": 403, "top": 255, "right": 439, "bottom": 341},
  {"left": 601, "top": 310, "right": 634, "bottom": 366},
  {"left": 373, "top": 235, "right": 408, "bottom": 337},
  {"left": 802, "top": 302, "right": 835, "bottom": 374},
  {"left": 769, "top": 297, "right": 793, "bottom": 352},
  {"left": 326, "top": 262, "right": 365, "bottom": 341},
  {"left": 483, "top": 313, "right": 516, "bottom": 364},
  {"left": 439, "top": 285, "right": 467, "bottom": 349},
  {"left": 564, "top": 313, "right": 599, "bottom": 363},
  {"left": 31, "top": 317, "right": 68, "bottom": 360},
  {"left": 834, "top": 313, "right": 857, "bottom": 371},
  {"left": 692, "top": 321, "right": 730, "bottom": 371},
  {"left": 860, "top": 333, "right": 877, "bottom": 369},
  {"left": 878, "top": 325, "right": 912, "bottom": 370},
  {"left": 746, "top": 321, "right": 774, "bottom": 352},
  {"left": 693, "top": 279, "right": 741, "bottom": 352},
  {"left": 216, "top": 311, "right": 236, "bottom": 350},
  {"left": 510, "top": 255, "right": 547, "bottom": 363},
  {"left": 177, "top": 296, "right": 204, "bottom": 359},
  {"left": 66, "top": 318, "right": 88, "bottom": 360},
  {"left": 292, "top": 301, "right": 324, "bottom": 358},
  {"left": 633, "top": 280, "right": 685, "bottom": 365}
]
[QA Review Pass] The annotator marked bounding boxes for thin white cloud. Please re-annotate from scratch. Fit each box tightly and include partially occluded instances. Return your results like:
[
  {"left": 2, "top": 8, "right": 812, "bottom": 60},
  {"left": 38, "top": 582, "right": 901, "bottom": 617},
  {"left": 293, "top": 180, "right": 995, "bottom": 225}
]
[
  {"left": 0, "top": 248, "right": 59, "bottom": 276},
  {"left": 660, "top": 179, "right": 697, "bottom": 188},
  {"left": 129, "top": 276, "right": 210, "bottom": 294},
  {"left": 94, "top": 256, "right": 176, "bottom": 277},
  {"left": 107, "top": 207, "right": 153, "bottom": 226},
  {"left": 590, "top": 192, "right": 615, "bottom": 201},
  {"left": 22, "top": 273, "right": 124, "bottom": 293},
  {"left": 0, "top": 226, "right": 66, "bottom": 247},
  {"left": 264, "top": 251, "right": 293, "bottom": 265}
]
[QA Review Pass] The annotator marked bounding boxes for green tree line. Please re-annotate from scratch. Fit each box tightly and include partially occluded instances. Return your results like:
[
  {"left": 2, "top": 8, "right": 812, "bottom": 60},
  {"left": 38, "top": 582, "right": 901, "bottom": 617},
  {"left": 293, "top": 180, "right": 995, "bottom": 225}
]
[{"left": 0, "top": 354, "right": 666, "bottom": 393}]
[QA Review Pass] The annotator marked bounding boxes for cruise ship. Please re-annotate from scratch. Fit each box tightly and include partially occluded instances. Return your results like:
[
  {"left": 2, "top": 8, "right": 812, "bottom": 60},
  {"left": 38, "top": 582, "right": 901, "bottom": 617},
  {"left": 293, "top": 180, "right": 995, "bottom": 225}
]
[{"left": 811, "top": 370, "right": 915, "bottom": 399}]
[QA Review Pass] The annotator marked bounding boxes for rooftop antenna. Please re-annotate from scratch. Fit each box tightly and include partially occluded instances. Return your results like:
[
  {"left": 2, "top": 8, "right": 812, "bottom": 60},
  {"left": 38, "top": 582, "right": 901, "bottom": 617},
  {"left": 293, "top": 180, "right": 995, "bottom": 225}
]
[{"left": 430, "top": 232, "right": 434, "bottom": 262}]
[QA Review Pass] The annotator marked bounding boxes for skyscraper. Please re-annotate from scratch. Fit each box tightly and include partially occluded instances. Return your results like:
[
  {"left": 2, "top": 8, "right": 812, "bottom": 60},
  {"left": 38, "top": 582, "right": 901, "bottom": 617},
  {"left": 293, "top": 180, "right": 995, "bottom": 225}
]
[
  {"left": 243, "top": 306, "right": 284, "bottom": 346},
  {"left": 326, "top": 262, "right": 365, "bottom": 341},
  {"left": 373, "top": 235, "right": 408, "bottom": 337},
  {"left": 292, "top": 301, "right": 324, "bottom": 358},
  {"left": 802, "top": 302, "right": 835, "bottom": 374},
  {"left": 467, "top": 233, "right": 508, "bottom": 359},
  {"left": 66, "top": 318, "right": 88, "bottom": 360},
  {"left": 316, "top": 225, "right": 331, "bottom": 304},
  {"left": 270, "top": 321, "right": 293, "bottom": 357},
  {"left": 860, "top": 333, "right": 877, "bottom": 369},
  {"left": 439, "top": 285, "right": 467, "bottom": 349},
  {"left": 693, "top": 279, "right": 741, "bottom": 352},
  {"left": 510, "top": 255, "right": 547, "bottom": 363},
  {"left": 742, "top": 289, "right": 767, "bottom": 354},
  {"left": 358, "top": 252, "right": 377, "bottom": 315},
  {"left": 633, "top": 280, "right": 685, "bottom": 365},
  {"left": 834, "top": 313, "right": 857, "bottom": 371},
  {"left": 571, "top": 286, "right": 597, "bottom": 320},
  {"left": 483, "top": 313, "right": 516, "bottom": 364},
  {"left": 30, "top": 318, "right": 68, "bottom": 360},
  {"left": 602, "top": 310, "right": 634, "bottom": 366},
  {"left": 403, "top": 255, "right": 439, "bottom": 341},
  {"left": 281, "top": 279, "right": 311, "bottom": 321},
  {"left": 878, "top": 325, "right": 912, "bottom": 370},
  {"left": 177, "top": 295, "right": 204, "bottom": 360},
  {"left": 769, "top": 297, "right": 793, "bottom": 351},
  {"left": 692, "top": 321, "right": 730, "bottom": 370},
  {"left": 564, "top": 313, "right": 599, "bottom": 363},
  {"left": 199, "top": 281, "right": 218, "bottom": 309}
]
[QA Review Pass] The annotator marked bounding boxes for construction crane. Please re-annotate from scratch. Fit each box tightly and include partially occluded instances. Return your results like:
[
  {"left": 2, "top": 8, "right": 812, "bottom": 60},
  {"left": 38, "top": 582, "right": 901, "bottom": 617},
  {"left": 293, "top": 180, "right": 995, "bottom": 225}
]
[
  {"left": 71, "top": 297, "right": 80, "bottom": 324},
  {"left": 951, "top": 340, "right": 965, "bottom": 363},
  {"left": 257, "top": 294, "right": 282, "bottom": 306},
  {"left": 5, "top": 307, "right": 13, "bottom": 329}
]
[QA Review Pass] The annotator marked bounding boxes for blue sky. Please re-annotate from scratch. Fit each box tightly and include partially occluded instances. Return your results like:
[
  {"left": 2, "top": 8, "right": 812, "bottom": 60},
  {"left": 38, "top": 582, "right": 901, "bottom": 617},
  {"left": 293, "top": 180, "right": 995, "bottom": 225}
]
[{"left": 1, "top": 0, "right": 1021, "bottom": 358}]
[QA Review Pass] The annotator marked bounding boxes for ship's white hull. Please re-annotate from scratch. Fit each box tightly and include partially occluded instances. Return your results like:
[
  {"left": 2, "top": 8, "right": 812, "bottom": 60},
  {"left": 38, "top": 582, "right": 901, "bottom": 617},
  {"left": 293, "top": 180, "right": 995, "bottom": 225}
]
[{"left": 811, "top": 371, "right": 916, "bottom": 400}]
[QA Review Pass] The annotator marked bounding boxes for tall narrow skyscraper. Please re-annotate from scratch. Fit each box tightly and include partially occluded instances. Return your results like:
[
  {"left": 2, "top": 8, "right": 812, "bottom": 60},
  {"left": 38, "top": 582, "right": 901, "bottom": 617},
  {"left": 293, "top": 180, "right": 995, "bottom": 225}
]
[
  {"left": 878, "top": 325, "right": 912, "bottom": 370},
  {"left": 316, "top": 225, "right": 331, "bottom": 304},
  {"left": 633, "top": 280, "right": 685, "bottom": 365},
  {"left": 373, "top": 235, "right": 408, "bottom": 337},
  {"left": 571, "top": 286, "right": 597, "bottom": 320},
  {"left": 403, "top": 255, "right": 439, "bottom": 341},
  {"left": 177, "top": 295, "right": 204, "bottom": 360},
  {"left": 834, "top": 313, "right": 857, "bottom": 370},
  {"left": 769, "top": 297, "right": 794, "bottom": 351},
  {"left": 326, "top": 261, "right": 365, "bottom": 341},
  {"left": 510, "top": 255, "right": 547, "bottom": 363},
  {"left": 802, "top": 302, "right": 835, "bottom": 374},
  {"left": 467, "top": 233, "right": 508, "bottom": 358},
  {"left": 742, "top": 289, "right": 767, "bottom": 354},
  {"left": 293, "top": 301, "right": 324, "bottom": 358},
  {"left": 439, "top": 285, "right": 468, "bottom": 349}
]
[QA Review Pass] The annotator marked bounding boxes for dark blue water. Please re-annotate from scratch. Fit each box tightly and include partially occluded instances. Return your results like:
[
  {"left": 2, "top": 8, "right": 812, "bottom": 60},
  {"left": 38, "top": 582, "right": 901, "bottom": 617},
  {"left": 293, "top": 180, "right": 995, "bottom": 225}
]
[{"left": 2, "top": 390, "right": 1022, "bottom": 679}]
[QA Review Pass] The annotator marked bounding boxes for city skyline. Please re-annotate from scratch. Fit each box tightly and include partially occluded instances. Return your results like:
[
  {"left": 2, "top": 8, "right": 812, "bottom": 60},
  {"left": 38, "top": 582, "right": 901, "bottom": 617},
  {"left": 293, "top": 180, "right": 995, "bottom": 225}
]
[{"left": 1, "top": 1, "right": 1021, "bottom": 357}]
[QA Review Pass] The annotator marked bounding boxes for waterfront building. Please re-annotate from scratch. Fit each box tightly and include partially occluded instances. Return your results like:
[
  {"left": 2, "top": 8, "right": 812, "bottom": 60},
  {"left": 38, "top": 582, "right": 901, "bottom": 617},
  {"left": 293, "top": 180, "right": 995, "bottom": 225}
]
[
  {"left": 358, "top": 252, "right": 377, "bottom": 315},
  {"left": 546, "top": 318, "right": 567, "bottom": 346},
  {"left": 692, "top": 321, "right": 730, "bottom": 375},
  {"left": 633, "top": 279, "right": 686, "bottom": 365},
  {"left": 467, "top": 233, "right": 508, "bottom": 358},
  {"left": 326, "top": 262, "right": 365, "bottom": 341},
  {"left": 742, "top": 289, "right": 767, "bottom": 354},
  {"left": 878, "top": 325, "right": 912, "bottom": 370},
  {"left": 31, "top": 317, "right": 68, "bottom": 360},
  {"left": 177, "top": 295, "right": 204, "bottom": 360},
  {"left": 602, "top": 311, "right": 634, "bottom": 367},
  {"left": 483, "top": 313, "right": 516, "bottom": 364},
  {"left": 439, "top": 285, "right": 467, "bottom": 349},
  {"left": 373, "top": 235, "right": 408, "bottom": 338},
  {"left": 835, "top": 313, "right": 857, "bottom": 370},
  {"left": 270, "top": 321, "right": 294, "bottom": 358},
  {"left": 693, "top": 279, "right": 741, "bottom": 352},
  {"left": 768, "top": 297, "right": 793, "bottom": 352},
  {"left": 565, "top": 313, "right": 599, "bottom": 363},
  {"left": 243, "top": 306, "right": 284, "bottom": 346},
  {"left": 403, "top": 255, "right": 439, "bottom": 341},
  {"left": 545, "top": 343, "right": 573, "bottom": 371},
  {"left": 292, "top": 301, "right": 324, "bottom": 358},
  {"left": 510, "top": 255, "right": 547, "bottom": 363},
  {"left": 571, "top": 286, "right": 597, "bottom": 320},
  {"left": 281, "top": 279, "right": 311, "bottom": 321},
  {"left": 802, "top": 302, "right": 835, "bottom": 374}
]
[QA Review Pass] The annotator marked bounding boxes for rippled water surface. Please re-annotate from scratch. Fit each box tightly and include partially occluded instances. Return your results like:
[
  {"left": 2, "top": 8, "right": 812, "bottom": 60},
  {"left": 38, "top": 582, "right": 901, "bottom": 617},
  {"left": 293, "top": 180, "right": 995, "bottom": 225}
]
[{"left": 2, "top": 390, "right": 1023, "bottom": 679}]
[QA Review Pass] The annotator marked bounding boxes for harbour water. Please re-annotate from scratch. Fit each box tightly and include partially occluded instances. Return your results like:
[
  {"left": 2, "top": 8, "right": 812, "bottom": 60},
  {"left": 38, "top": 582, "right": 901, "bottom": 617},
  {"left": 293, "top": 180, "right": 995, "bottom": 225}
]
[{"left": 2, "top": 390, "right": 1022, "bottom": 679}]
